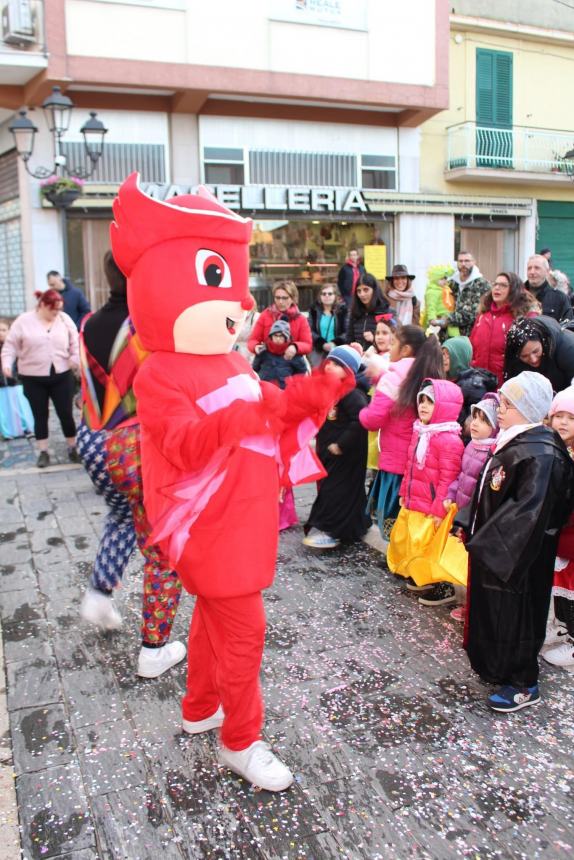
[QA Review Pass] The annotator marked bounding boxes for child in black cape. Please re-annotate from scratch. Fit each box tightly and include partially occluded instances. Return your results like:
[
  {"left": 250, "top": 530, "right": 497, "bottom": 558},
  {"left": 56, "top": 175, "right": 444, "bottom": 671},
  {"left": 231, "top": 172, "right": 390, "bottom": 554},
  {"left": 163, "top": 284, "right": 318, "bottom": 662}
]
[{"left": 303, "top": 345, "right": 370, "bottom": 548}]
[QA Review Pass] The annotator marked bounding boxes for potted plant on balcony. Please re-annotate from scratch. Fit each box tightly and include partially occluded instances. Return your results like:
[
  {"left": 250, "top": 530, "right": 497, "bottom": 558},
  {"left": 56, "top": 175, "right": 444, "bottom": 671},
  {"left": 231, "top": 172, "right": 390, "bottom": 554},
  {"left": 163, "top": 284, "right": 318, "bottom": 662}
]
[{"left": 40, "top": 176, "right": 85, "bottom": 209}]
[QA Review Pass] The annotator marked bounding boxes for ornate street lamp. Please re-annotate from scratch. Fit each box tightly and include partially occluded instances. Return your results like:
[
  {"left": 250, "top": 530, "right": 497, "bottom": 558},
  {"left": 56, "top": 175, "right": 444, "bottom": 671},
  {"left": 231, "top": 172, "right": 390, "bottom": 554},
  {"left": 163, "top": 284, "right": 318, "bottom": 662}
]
[
  {"left": 9, "top": 86, "right": 109, "bottom": 278},
  {"left": 9, "top": 86, "right": 108, "bottom": 182}
]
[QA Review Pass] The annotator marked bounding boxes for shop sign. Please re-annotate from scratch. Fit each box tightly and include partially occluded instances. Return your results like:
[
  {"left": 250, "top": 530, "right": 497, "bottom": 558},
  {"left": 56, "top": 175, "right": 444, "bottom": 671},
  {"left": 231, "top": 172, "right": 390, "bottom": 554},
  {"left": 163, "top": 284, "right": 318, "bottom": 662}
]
[
  {"left": 141, "top": 183, "right": 369, "bottom": 213},
  {"left": 269, "top": 0, "right": 367, "bottom": 32}
]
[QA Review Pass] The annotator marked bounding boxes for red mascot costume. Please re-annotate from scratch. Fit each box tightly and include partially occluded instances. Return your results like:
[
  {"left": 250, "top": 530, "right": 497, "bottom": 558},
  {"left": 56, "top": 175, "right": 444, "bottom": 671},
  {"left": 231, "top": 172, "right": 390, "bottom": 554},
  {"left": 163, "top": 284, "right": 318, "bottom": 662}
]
[{"left": 111, "top": 174, "right": 355, "bottom": 791}]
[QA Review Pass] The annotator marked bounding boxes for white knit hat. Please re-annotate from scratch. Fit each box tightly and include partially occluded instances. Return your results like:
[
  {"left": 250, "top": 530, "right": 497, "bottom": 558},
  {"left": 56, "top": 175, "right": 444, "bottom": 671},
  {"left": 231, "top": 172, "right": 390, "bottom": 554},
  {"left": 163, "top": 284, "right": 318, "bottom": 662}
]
[{"left": 499, "top": 371, "right": 553, "bottom": 423}]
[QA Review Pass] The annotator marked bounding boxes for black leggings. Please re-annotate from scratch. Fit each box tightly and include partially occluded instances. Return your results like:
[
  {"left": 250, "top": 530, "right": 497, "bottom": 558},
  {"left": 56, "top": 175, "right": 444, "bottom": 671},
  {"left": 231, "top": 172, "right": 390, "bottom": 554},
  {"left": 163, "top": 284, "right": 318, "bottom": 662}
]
[{"left": 20, "top": 370, "right": 76, "bottom": 441}]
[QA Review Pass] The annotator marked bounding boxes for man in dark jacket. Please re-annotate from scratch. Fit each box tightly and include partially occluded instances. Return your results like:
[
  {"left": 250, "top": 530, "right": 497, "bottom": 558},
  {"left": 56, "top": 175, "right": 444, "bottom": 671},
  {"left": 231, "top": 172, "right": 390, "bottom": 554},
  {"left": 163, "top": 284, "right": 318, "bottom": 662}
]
[
  {"left": 466, "top": 371, "right": 573, "bottom": 713},
  {"left": 47, "top": 270, "right": 91, "bottom": 329},
  {"left": 337, "top": 249, "right": 365, "bottom": 308},
  {"left": 524, "top": 255, "right": 572, "bottom": 322}
]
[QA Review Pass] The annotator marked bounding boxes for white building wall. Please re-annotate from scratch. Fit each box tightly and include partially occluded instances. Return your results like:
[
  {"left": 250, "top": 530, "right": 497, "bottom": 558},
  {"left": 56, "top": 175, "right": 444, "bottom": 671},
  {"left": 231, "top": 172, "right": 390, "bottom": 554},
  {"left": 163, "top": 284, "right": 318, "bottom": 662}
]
[
  {"left": 199, "top": 116, "right": 400, "bottom": 175},
  {"left": 395, "top": 213, "right": 455, "bottom": 301},
  {"left": 398, "top": 128, "right": 421, "bottom": 193},
  {"left": 66, "top": 0, "right": 437, "bottom": 86}
]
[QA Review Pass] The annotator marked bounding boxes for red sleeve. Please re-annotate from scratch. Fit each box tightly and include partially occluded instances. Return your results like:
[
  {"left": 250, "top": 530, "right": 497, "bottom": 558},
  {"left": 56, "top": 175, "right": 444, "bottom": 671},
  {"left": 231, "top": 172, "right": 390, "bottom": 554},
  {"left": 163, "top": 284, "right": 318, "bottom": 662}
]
[
  {"left": 290, "top": 315, "right": 313, "bottom": 356},
  {"left": 135, "top": 360, "right": 269, "bottom": 473},
  {"left": 557, "top": 518, "right": 574, "bottom": 559},
  {"left": 247, "top": 311, "right": 268, "bottom": 353}
]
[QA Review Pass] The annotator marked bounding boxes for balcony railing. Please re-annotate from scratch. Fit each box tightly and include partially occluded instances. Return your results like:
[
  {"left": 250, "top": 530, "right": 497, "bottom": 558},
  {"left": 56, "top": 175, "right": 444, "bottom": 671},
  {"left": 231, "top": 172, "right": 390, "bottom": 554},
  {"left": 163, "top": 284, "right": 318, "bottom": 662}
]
[{"left": 446, "top": 122, "right": 574, "bottom": 177}]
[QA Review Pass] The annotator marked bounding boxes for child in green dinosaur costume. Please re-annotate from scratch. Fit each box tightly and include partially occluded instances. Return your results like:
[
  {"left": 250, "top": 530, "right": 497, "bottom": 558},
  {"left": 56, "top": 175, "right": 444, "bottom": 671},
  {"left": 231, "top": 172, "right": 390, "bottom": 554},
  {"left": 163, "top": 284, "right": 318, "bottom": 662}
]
[{"left": 422, "top": 264, "right": 459, "bottom": 339}]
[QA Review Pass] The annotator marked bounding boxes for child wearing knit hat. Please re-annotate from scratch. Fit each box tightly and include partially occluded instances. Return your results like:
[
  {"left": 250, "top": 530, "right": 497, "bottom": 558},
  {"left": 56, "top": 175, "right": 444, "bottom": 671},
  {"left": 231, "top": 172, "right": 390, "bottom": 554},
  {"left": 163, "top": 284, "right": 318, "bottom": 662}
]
[
  {"left": 303, "top": 346, "right": 370, "bottom": 548},
  {"left": 466, "top": 371, "right": 574, "bottom": 713},
  {"left": 252, "top": 319, "right": 308, "bottom": 390},
  {"left": 543, "top": 386, "right": 574, "bottom": 668}
]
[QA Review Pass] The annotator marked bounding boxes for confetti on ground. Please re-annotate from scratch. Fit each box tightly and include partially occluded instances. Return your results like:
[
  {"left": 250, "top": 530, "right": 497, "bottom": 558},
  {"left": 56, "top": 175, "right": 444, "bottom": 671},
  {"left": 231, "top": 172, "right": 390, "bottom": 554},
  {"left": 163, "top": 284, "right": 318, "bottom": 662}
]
[{"left": 1, "top": 426, "right": 574, "bottom": 859}]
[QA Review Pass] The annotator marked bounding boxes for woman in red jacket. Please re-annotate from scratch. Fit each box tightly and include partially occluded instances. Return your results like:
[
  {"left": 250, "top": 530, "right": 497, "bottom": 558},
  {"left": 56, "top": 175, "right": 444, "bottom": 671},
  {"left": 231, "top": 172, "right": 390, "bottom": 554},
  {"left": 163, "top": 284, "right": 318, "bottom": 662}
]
[
  {"left": 248, "top": 281, "right": 312, "bottom": 358},
  {"left": 469, "top": 272, "right": 538, "bottom": 385}
]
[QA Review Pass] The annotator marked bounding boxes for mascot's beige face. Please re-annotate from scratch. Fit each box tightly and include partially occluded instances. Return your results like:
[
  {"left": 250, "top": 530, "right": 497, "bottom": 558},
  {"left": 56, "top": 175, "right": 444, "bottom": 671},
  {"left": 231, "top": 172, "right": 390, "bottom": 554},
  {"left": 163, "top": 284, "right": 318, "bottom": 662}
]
[{"left": 173, "top": 300, "right": 247, "bottom": 354}]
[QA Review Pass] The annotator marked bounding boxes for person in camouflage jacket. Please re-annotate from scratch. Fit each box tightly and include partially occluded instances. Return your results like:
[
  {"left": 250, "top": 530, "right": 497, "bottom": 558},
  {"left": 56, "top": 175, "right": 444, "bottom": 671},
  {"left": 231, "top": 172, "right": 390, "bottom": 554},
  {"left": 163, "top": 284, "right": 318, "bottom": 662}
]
[{"left": 436, "top": 252, "right": 490, "bottom": 337}]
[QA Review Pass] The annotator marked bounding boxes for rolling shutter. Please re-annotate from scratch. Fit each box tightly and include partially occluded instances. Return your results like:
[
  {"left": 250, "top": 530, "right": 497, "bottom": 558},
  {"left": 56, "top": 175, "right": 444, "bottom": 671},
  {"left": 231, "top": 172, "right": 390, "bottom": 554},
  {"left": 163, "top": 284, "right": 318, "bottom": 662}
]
[{"left": 538, "top": 201, "right": 574, "bottom": 285}]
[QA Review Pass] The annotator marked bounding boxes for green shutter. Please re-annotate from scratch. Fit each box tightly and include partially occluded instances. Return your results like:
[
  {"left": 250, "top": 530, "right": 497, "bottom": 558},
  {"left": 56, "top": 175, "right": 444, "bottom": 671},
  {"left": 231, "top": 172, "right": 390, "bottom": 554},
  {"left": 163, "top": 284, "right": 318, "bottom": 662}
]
[
  {"left": 476, "top": 49, "right": 512, "bottom": 128},
  {"left": 538, "top": 201, "right": 574, "bottom": 285}
]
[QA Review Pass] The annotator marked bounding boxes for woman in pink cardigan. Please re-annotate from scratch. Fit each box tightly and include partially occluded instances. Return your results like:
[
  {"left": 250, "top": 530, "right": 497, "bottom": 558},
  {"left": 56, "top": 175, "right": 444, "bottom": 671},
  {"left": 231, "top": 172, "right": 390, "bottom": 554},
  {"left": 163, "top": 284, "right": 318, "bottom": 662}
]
[
  {"left": 359, "top": 326, "right": 443, "bottom": 543},
  {"left": 2, "top": 289, "right": 80, "bottom": 468}
]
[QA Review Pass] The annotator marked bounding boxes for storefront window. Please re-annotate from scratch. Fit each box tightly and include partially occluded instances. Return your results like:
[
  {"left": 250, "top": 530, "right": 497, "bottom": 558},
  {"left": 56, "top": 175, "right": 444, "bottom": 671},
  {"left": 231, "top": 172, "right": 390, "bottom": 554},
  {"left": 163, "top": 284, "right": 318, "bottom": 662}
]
[{"left": 249, "top": 218, "right": 392, "bottom": 310}]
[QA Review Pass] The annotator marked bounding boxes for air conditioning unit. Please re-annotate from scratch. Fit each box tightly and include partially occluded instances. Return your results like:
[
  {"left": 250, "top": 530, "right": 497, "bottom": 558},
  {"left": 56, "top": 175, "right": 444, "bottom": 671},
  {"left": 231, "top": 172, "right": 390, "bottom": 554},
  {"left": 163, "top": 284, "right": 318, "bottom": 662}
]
[{"left": 2, "top": 0, "right": 36, "bottom": 45}]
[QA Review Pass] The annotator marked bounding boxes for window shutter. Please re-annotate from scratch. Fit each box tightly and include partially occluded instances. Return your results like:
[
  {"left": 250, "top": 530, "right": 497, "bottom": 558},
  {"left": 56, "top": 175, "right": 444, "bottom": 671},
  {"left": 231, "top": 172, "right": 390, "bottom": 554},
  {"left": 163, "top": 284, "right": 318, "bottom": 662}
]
[
  {"left": 476, "top": 49, "right": 512, "bottom": 128},
  {"left": 476, "top": 50, "right": 494, "bottom": 125},
  {"left": 494, "top": 52, "right": 513, "bottom": 127}
]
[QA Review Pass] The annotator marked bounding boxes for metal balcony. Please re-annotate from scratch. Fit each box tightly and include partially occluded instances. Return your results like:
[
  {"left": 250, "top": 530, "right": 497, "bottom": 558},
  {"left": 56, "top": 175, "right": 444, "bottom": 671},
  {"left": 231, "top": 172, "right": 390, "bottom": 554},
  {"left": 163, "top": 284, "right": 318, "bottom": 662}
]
[{"left": 445, "top": 122, "right": 574, "bottom": 185}]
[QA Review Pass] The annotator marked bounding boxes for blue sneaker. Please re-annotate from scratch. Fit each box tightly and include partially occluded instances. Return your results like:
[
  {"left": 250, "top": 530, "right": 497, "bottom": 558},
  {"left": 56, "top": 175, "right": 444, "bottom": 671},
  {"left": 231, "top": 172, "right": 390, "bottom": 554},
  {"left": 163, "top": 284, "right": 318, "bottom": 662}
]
[{"left": 487, "top": 684, "right": 540, "bottom": 713}]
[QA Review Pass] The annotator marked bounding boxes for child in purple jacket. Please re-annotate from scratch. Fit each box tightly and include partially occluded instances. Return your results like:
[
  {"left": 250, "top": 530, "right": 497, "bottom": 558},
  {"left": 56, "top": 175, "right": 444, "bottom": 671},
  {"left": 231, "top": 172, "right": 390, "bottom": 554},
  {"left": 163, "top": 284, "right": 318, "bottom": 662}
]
[{"left": 419, "top": 393, "right": 499, "bottom": 616}]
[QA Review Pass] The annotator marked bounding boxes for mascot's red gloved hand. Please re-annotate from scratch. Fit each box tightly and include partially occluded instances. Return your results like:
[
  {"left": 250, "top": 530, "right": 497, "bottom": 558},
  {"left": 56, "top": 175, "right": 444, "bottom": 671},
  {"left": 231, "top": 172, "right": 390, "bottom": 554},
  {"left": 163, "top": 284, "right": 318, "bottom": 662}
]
[{"left": 259, "top": 380, "right": 288, "bottom": 436}]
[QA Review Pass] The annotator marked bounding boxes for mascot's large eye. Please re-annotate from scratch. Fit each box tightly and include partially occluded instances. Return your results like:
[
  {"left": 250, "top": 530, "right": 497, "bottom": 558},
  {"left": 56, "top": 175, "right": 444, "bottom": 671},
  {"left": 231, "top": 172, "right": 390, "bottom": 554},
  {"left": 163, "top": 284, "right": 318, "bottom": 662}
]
[{"left": 195, "top": 249, "right": 232, "bottom": 288}]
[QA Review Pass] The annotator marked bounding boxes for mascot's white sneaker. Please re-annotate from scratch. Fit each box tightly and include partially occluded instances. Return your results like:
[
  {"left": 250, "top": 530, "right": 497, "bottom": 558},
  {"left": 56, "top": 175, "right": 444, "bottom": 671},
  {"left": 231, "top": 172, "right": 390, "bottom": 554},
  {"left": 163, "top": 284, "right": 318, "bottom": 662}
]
[
  {"left": 137, "top": 641, "right": 186, "bottom": 678},
  {"left": 218, "top": 741, "right": 293, "bottom": 791},
  {"left": 80, "top": 589, "right": 122, "bottom": 630},
  {"left": 182, "top": 705, "right": 225, "bottom": 735}
]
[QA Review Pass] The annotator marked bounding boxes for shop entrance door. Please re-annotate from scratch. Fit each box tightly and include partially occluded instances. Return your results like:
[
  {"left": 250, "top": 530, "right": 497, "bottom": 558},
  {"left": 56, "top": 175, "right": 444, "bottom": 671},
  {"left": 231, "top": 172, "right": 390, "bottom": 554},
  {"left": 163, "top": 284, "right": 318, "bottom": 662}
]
[
  {"left": 460, "top": 228, "right": 502, "bottom": 284},
  {"left": 82, "top": 219, "right": 113, "bottom": 309}
]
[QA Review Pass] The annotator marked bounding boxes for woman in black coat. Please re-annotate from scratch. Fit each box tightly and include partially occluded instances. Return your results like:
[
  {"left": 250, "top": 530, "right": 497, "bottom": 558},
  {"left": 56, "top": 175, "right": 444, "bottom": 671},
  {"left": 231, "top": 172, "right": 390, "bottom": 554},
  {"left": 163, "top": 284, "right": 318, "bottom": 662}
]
[
  {"left": 307, "top": 284, "right": 348, "bottom": 367},
  {"left": 504, "top": 315, "right": 574, "bottom": 393},
  {"left": 345, "top": 273, "right": 390, "bottom": 350}
]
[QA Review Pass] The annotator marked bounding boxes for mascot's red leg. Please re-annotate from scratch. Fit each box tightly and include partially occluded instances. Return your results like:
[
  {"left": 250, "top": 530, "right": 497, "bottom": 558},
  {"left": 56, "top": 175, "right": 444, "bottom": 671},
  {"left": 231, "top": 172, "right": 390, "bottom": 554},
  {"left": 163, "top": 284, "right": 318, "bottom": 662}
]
[{"left": 183, "top": 593, "right": 266, "bottom": 750}]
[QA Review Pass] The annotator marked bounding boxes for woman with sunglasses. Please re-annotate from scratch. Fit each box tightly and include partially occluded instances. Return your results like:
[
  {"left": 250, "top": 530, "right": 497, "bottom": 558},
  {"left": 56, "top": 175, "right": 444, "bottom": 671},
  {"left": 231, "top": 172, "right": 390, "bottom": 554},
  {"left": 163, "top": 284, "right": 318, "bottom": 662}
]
[
  {"left": 248, "top": 281, "right": 312, "bottom": 360},
  {"left": 307, "top": 283, "right": 348, "bottom": 367}
]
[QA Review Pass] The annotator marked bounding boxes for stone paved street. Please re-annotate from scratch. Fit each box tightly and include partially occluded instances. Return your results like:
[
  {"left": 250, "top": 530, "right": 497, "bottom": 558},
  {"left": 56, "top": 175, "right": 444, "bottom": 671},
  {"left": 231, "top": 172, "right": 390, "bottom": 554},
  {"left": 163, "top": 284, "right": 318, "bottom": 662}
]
[{"left": 1, "top": 433, "right": 574, "bottom": 859}]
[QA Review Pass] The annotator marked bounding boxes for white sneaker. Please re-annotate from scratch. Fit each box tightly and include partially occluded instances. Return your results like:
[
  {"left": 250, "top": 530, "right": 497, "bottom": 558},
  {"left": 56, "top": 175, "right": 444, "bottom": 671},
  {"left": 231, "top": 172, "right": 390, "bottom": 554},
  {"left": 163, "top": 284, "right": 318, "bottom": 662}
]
[
  {"left": 218, "top": 741, "right": 294, "bottom": 792},
  {"left": 182, "top": 705, "right": 224, "bottom": 735},
  {"left": 137, "top": 641, "right": 186, "bottom": 678},
  {"left": 80, "top": 589, "right": 122, "bottom": 630},
  {"left": 302, "top": 530, "right": 340, "bottom": 549},
  {"left": 543, "top": 639, "right": 574, "bottom": 667},
  {"left": 544, "top": 624, "right": 569, "bottom": 646}
]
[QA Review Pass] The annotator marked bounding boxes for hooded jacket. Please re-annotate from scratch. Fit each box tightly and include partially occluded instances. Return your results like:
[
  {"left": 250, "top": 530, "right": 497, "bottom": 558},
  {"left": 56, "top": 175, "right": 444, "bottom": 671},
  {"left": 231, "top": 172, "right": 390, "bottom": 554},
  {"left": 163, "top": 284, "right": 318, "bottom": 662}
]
[
  {"left": 447, "top": 438, "right": 495, "bottom": 511},
  {"left": 447, "top": 266, "right": 490, "bottom": 336},
  {"left": 400, "top": 379, "right": 464, "bottom": 518},
  {"left": 470, "top": 303, "right": 520, "bottom": 386},
  {"left": 504, "top": 315, "right": 574, "bottom": 393},
  {"left": 248, "top": 304, "right": 312, "bottom": 356},
  {"left": 359, "top": 357, "right": 415, "bottom": 474},
  {"left": 422, "top": 265, "right": 458, "bottom": 334}
]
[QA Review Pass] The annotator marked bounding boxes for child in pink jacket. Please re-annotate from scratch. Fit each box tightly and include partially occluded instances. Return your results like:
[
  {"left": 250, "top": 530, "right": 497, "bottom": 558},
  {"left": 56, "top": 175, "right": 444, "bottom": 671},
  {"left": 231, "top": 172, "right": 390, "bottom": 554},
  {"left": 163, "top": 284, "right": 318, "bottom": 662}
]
[
  {"left": 387, "top": 378, "right": 464, "bottom": 582},
  {"left": 359, "top": 326, "right": 443, "bottom": 542}
]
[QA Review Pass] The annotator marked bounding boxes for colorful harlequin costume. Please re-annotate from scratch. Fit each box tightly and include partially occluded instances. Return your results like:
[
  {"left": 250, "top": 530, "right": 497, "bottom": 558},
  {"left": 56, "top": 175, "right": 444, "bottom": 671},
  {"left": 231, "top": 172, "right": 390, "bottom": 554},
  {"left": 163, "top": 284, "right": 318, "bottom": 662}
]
[
  {"left": 110, "top": 174, "right": 352, "bottom": 757},
  {"left": 78, "top": 293, "right": 182, "bottom": 645}
]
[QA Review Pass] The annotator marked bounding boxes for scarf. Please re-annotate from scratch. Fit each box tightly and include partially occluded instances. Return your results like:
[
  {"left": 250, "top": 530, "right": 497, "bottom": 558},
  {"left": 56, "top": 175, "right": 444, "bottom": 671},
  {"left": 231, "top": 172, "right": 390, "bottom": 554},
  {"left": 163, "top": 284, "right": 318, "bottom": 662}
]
[
  {"left": 413, "top": 419, "right": 462, "bottom": 467},
  {"left": 387, "top": 287, "right": 416, "bottom": 325},
  {"left": 494, "top": 422, "right": 540, "bottom": 453}
]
